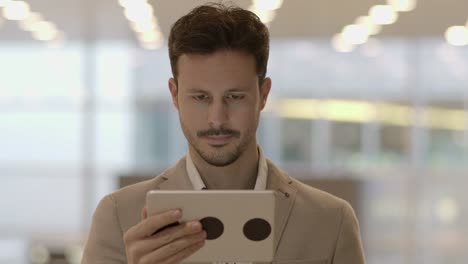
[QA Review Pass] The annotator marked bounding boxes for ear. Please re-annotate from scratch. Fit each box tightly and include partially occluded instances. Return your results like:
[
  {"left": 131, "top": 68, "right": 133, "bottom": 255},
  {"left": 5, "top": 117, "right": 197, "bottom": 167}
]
[
  {"left": 259, "top": 77, "right": 272, "bottom": 110},
  {"left": 168, "top": 78, "right": 179, "bottom": 111}
]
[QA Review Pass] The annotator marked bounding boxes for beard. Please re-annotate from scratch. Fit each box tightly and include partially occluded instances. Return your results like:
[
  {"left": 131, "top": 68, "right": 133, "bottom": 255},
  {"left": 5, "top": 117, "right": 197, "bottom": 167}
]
[{"left": 180, "top": 119, "right": 257, "bottom": 167}]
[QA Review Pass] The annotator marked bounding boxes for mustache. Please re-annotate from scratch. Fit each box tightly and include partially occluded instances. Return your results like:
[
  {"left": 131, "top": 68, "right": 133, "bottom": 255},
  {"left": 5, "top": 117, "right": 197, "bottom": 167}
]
[{"left": 197, "top": 128, "right": 240, "bottom": 138}]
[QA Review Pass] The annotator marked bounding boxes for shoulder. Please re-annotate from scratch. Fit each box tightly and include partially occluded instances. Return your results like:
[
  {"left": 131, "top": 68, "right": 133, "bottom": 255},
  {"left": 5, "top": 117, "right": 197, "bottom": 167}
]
[
  {"left": 267, "top": 159, "right": 349, "bottom": 210},
  {"left": 99, "top": 158, "right": 186, "bottom": 232},
  {"left": 291, "top": 177, "right": 350, "bottom": 210}
]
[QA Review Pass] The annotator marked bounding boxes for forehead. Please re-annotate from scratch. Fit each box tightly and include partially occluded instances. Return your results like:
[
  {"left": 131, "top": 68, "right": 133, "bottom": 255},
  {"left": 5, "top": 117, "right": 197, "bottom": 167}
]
[{"left": 176, "top": 50, "right": 258, "bottom": 87}]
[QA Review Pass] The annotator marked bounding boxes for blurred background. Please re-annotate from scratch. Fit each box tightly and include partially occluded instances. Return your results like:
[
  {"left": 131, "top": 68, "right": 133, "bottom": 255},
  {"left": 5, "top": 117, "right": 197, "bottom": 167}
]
[{"left": 1, "top": 0, "right": 468, "bottom": 263}]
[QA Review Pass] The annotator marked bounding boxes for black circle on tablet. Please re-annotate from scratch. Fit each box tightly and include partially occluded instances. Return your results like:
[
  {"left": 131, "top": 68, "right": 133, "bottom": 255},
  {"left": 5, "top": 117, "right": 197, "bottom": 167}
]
[
  {"left": 200, "top": 217, "right": 224, "bottom": 240},
  {"left": 243, "top": 218, "right": 271, "bottom": 241}
]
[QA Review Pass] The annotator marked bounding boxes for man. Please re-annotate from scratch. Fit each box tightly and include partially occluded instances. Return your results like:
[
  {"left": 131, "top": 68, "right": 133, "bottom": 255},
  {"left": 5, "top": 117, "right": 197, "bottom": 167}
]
[{"left": 82, "top": 3, "right": 365, "bottom": 264}]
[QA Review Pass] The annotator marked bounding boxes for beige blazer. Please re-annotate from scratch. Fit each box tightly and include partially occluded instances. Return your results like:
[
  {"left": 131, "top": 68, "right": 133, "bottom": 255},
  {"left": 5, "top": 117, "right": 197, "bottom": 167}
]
[{"left": 82, "top": 158, "right": 366, "bottom": 264}]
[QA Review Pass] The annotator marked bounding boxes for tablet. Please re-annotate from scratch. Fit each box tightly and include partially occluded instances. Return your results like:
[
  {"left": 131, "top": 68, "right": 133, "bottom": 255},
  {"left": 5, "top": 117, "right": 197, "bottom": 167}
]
[{"left": 146, "top": 190, "right": 276, "bottom": 263}]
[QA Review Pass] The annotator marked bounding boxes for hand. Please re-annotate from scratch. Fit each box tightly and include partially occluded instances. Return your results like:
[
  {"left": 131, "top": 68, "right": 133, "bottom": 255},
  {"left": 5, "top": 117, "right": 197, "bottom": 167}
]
[{"left": 124, "top": 207, "right": 206, "bottom": 264}]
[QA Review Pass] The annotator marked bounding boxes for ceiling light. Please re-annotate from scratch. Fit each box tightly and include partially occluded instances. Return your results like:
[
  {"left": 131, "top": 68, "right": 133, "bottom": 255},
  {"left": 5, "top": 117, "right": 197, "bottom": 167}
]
[
  {"left": 253, "top": 0, "right": 283, "bottom": 11},
  {"left": 0, "top": 0, "right": 12, "bottom": 7},
  {"left": 30, "top": 21, "right": 58, "bottom": 41},
  {"left": 355, "top": 16, "right": 381, "bottom": 35},
  {"left": 138, "top": 30, "right": 162, "bottom": 43},
  {"left": 251, "top": 8, "right": 276, "bottom": 23},
  {"left": 369, "top": 5, "right": 398, "bottom": 25},
  {"left": 118, "top": 0, "right": 147, "bottom": 9},
  {"left": 131, "top": 20, "right": 157, "bottom": 33},
  {"left": 3, "top": 0, "right": 30, "bottom": 20},
  {"left": 18, "top": 12, "right": 43, "bottom": 31},
  {"left": 141, "top": 40, "right": 163, "bottom": 50},
  {"left": 32, "top": 28, "right": 58, "bottom": 41},
  {"left": 445, "top": 26, "right": 468, "bottom": 46},
  {"left": 124, "top": 3, "right": 153, "bottom": 23},
  {"left": 341, "top": 24, "right": 369, "bottom": 45},
  {"left": 29, "top": 21, "right": 56, "bottom": 33},
  {"left": 387, "top": 0, "right": 417, "bottom": 12},
  {"left": 331, "top": 34, "right": 355, "bottom": 53}
]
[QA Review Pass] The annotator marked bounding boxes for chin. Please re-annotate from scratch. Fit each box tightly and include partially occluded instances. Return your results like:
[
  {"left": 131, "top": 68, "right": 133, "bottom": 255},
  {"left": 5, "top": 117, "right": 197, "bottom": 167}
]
[{"left": 197, "top": 144, "right": 241, "bottom": 166}]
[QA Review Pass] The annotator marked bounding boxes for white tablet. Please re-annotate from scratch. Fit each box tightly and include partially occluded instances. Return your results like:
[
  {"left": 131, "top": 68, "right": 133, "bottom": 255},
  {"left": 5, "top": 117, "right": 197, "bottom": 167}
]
[{"left": 146, "top": 190, "right": 276, "bottom": 263}]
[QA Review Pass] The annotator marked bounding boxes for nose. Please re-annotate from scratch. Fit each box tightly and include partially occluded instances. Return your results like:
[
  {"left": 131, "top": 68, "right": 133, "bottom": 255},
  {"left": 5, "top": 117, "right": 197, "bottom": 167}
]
[{"left": 207, "top": 98, "right": 228, "bottom": 128}]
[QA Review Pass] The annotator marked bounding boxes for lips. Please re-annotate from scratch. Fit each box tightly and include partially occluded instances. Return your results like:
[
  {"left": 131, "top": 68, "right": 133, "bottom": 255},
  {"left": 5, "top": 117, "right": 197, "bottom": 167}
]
[{"left": 204, "top": 135, "right": 233, "bottom": 146}]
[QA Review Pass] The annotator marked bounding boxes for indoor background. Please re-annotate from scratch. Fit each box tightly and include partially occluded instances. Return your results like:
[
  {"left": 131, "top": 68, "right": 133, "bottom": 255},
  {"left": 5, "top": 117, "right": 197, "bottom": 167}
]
[{"left": 1, "top": 0, "right": 467, "bottom": 263}]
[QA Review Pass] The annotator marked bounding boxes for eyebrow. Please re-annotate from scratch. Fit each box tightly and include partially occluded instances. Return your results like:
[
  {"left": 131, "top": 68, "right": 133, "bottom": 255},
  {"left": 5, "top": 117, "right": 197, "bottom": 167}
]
[
  {"left": 186, "top": 88, "right": 207, "bottom": 93},
  {"left": 186, "top": 87, "right": 249, "bottom": 93}
]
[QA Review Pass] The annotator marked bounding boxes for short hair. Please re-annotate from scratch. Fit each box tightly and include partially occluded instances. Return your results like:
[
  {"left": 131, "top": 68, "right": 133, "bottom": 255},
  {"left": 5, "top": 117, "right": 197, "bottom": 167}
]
[{"left": 168, "top": 2, "right": 270, "bottom": 83}]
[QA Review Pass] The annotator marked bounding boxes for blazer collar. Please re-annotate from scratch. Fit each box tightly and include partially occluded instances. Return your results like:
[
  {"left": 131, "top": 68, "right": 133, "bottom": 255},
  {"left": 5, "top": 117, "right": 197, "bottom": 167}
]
[{"left": 156, "top": 157, "right": 298, "bottom": 255}]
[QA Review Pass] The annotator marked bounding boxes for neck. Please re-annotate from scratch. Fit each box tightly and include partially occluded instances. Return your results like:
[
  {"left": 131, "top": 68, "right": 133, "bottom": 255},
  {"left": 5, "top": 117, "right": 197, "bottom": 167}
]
[{"left": 189, "top": 142, "right": 259, "bottom": 190}]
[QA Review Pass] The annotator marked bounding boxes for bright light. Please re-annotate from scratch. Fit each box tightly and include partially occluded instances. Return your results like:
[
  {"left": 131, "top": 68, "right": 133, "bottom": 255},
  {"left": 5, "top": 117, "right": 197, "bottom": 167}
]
[
  {"left": 131, "top": 20, "right": 157, "bottom": 33},
  {"left": 426, "top": 109, "right": 466, "bottom": 130},
  {"left": 118, "top": 0, "right": 147, "bottom": 8},
  {"left": 138, "top": 30, "right": 162, "bottom": 43},
  {"left": 323, "top": 100, "right": 376, "bottom": 123},
  {"left": 387, "top": 0, "right": 417, "bottom": 12},
  {"left": 0, "top": 0, "right": 12, "bottom": 7},
  {"left": 29, "top": 21, "right": 56, "bottom": 33},
  {"left": 3, "top": 1, "right": 30, "bottom": 20},
  {"left": 30, "top": 21, "right": 58, "bottom": 41},
  {"left": 279, "top": 99, "right": 320, "bottom": 119},
  {"left": 369, "top": 5, "right": 398, "bottom": 25},
  {"left": 253, "top": 0, "right": 283, "bottom": 10},
  {"left": 141, "top": 40, "right": 163, "bottom": 50},
  {"left": 355, "top": 16, "right": 381, "bottom": 35},
  {"left": 341, "top": 24, "right": 369, "bottom": 45},
  {"left": 124, "top": 3, "right": 153, "bottom": 23},
  {"left": 445, "top": 26, "right": 468, "bottom": 46},
  {"left": 18, "top": 12, "right": 43, "bottom": 31},
  {"left": 378, "top": 103, "right": 411, "bottom": 126},
  {"left": 32, "top": 29, "right": 58, "bottom": 41},
  {"left": 251, "top": 8, "right": 276, "bottom": 23},
  {"left": 331, "top": 34, "right": 355, "bottom": 53}
]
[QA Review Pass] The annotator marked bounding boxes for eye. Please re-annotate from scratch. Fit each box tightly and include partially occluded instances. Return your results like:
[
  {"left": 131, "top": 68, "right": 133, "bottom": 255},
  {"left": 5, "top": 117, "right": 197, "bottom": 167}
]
[
  {"left": 192, "top": 94, "right": 209, "bottom": 101},
  {"left": 226, "top": 94, "right": 245, "bottom": 100}
]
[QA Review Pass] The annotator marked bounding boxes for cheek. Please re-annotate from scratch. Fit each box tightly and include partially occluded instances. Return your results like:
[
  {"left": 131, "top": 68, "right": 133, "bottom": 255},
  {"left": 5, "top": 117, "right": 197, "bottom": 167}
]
[
  {"left": 230, "top": 105, "right": 259, "bottom": 127},
  {"left": 179, "top": 104, "right": 206, "bottom": 127}
]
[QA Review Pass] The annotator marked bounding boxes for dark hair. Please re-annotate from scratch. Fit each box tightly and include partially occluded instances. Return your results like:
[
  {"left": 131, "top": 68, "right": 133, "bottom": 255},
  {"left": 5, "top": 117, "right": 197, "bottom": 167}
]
[{"left": 168, "top": 2, "right": 270, "bottom": 84}]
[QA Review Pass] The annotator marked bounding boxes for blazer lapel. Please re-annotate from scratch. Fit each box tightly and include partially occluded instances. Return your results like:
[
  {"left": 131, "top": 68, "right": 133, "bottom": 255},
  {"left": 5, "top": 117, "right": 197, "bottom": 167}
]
[
  {"left": 157, "top": 157, "right": 194, "bottom": 190},
  {"left": 266, "top": 160, "right": 298, "bottom": 254}
]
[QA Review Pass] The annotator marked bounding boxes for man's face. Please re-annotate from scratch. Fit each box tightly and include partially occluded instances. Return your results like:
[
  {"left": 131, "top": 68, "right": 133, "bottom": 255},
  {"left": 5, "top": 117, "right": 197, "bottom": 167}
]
[{"left": 169, "top": 50, "right": 271, "bottom": 167}]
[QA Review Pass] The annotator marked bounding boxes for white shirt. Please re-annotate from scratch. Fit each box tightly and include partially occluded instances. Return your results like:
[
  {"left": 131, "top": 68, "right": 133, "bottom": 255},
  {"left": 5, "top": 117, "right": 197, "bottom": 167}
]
[{"left": 185, "top": 146, "right": 268, "bottom": 264}]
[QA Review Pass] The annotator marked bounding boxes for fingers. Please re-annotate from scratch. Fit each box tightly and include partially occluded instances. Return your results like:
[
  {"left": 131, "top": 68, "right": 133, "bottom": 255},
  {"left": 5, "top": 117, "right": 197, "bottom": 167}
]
[
  {"left": 124, "top": 209, "right": 206, "bottom": 264},
  {"left": 125, "top": 209, "right": 182, "bottom": 242},
  {"left": 133, "top": 220, "right": 203, "bottom": 256},
  {"left": 161, "top": 240, "right": 205, "bottom": 264},
  {"left": 139, "top": 230, "right": 206, "bottom": 263}
]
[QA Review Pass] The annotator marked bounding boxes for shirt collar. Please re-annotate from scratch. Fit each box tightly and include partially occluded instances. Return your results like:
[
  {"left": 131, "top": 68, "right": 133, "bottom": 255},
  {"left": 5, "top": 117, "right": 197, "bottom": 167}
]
[{"left": 185, "top": 146, "right": 268, "bottom": 190}]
